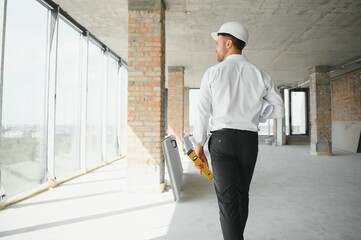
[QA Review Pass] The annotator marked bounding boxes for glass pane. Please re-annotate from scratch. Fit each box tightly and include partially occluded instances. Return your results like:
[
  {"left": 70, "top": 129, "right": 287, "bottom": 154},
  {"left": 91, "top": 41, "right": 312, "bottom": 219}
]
[
  {"left": 86, "top": 41, "right": 103, "bottom": 167},
  {"left": 284, "top": 89, "right": 290, "bottom": 135},
  {"left": 54, "top": 18, "right": 82, "bottom": 179},
  {"left": 291, "top": 91, "right": 307, "bottom": 134},
  {"left": 0, "top": 0, "right": 48, "bottom": 197},
  {"left": 105, "top": 56, "right": 119, "bottom": 161}
]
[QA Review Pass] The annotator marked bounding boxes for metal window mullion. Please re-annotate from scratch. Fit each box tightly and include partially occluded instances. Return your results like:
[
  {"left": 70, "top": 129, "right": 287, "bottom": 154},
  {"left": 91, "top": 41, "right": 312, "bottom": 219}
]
[
  {"left": 45, "top": 7, "right": 59, "bottom": 182},
  {"left": 80, "top": 32, "right": 89, "bottom": 170}
]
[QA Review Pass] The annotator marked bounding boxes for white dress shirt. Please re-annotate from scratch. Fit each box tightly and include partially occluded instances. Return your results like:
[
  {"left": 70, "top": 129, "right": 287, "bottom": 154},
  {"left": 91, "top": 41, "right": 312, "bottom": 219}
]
[{"left": 193, "top": 54, "right": 284, "bottom": 145}]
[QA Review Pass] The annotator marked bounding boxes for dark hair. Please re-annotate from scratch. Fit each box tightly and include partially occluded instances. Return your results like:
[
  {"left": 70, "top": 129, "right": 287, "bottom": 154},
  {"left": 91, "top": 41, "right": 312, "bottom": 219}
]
[{"left": 218, "top": 33, "right": 246, "bottom": 51}]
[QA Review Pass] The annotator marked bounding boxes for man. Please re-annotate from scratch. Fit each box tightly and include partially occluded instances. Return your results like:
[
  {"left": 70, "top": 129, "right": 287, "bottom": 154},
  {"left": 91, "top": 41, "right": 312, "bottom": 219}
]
[{"left": 193, "top": 22, "right": 284, "bottom": 240}]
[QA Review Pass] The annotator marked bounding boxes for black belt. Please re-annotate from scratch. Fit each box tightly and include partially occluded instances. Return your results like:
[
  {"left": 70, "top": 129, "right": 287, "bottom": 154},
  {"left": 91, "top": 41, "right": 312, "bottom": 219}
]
[{"left": 211, "top": 128, "right": 257, "bottom": 134}]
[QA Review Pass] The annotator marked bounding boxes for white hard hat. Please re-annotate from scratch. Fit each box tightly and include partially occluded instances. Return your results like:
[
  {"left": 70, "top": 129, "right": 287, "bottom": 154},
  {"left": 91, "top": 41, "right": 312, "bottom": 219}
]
[{"left": 211, "top": 22, "right": 249, "bottom": 45}]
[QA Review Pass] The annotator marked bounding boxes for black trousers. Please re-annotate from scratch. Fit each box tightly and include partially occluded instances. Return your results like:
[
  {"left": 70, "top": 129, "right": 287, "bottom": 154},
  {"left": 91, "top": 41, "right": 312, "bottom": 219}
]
[{"left": 209, "top": 129, "right": 258, "bottom": 240}]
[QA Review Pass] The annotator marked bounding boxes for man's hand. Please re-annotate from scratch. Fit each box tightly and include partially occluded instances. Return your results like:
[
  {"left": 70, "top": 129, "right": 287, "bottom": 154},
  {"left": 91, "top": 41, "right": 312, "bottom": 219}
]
[{"left": 194, "top": 144, "right": 209, "bottom": 174}]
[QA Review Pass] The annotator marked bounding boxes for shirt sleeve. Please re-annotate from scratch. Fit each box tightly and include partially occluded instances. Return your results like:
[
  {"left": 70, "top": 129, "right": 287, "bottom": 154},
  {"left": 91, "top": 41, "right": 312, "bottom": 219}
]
[
  {"left": 261, "top": 70, "right": 285, "bottom": 119},
  {"left": 259, "top": 99, "right": 273, "bottom": 122},
  {"left": 192, "top": 69, "right": 212, "bottom": 146}
]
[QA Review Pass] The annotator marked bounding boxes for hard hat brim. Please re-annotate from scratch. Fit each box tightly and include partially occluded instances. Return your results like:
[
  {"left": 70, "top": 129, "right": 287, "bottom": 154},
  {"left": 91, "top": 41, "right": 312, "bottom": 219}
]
[{"left": 211, "top": 32, "right": 218, "bottom": 41}]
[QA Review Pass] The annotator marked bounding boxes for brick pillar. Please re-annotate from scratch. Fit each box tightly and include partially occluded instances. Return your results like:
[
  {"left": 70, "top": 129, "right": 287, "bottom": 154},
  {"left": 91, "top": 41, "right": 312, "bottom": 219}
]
[
  {"left": 309, "top": 66, "right": 332, "bottom": 155},
  {"left": 127, "top": 0, "right": 166, "bottom": 192},
  {"left": 167, "top": 66, "right": 184, "bottom": 150},
  {"left": 184, "top": 87, "right": 190, "bottom": 135}
]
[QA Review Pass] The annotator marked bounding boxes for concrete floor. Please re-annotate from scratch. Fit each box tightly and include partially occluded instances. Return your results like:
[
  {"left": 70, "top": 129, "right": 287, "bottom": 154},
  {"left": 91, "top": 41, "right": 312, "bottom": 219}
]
[{"left": 0, "top": 145, "right": 360, "bottom": 240}]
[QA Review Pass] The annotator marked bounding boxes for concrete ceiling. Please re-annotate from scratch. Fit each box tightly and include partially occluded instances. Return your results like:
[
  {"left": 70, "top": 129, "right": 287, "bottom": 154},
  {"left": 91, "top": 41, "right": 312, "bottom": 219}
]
[{"left": 53, "top": 0, "right": 361, "bottom": 88}]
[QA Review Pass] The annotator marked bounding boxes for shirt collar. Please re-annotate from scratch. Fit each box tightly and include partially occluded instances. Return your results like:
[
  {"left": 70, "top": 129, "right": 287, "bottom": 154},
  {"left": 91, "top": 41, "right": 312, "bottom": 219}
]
[{"left": 225, "top": 54, "right": 247, "bottom": 61}]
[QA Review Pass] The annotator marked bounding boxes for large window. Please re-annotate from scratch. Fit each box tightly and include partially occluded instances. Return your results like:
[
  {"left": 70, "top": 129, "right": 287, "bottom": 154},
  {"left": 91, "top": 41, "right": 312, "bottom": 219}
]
[
  {"left": 0, "top": 0, "right": 48, "bottom": 197},
  {"left": 54, "top": 18, "right": 82, "bottom": 179},
  {"left": 0, "top": 0, "right": 127, "bottom": 200},
  {"left": 290, "top": 89, "right": 308, "bottom": 135},
  {"left": 105, "top": 55, "right": 120, "bottom": 161},
  {"left": 86, "top": 41, "right": 104, "bottom": 167}
]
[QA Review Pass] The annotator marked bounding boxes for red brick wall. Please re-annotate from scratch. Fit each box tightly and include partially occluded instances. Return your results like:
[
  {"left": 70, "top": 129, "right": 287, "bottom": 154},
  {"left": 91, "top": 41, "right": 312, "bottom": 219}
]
[
  {"left": 310, "top": 70, "right": 332, "bottom": 142},
  {"left": 168, "top": 67, "right": 184, "bottom": 144},
  {"left": 331, "top": 69, "right": 361, "bottom": 121},
  {"left": 128, "top": 4, "right": 165, "bottom": 165}
]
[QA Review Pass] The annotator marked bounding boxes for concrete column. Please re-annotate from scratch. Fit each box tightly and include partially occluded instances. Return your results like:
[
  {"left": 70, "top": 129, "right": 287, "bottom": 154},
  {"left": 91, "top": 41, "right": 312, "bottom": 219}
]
[
  {"left": 127, "top": 0, "right": 166, "bottom": 193},
  {"left": 309, "top": 66, "right": 332, "bottom": 155},
  {"left": 167, "top": 66, "right": 184, "bottom": 150},
  {"left": 276, "top": 89, "right": 286, "bottom": 146},
  {"left": 271, "top": 89, "right": 286, "bottom": 146},
  {"left": 273, "top": 118, "right": 285, "bottom": 146}
]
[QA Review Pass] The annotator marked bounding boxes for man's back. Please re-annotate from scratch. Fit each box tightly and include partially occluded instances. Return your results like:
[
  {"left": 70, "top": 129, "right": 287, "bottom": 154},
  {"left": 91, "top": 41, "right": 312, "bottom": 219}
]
[{"left": 202, "top": 54, "right": 270, "bottom": 132}]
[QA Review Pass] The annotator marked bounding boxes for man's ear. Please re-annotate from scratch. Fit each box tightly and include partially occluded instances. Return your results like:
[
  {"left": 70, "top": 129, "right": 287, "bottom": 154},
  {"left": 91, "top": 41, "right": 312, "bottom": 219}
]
[{"left": 226, "top": 39, "right": 233, "bottom": 48}]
